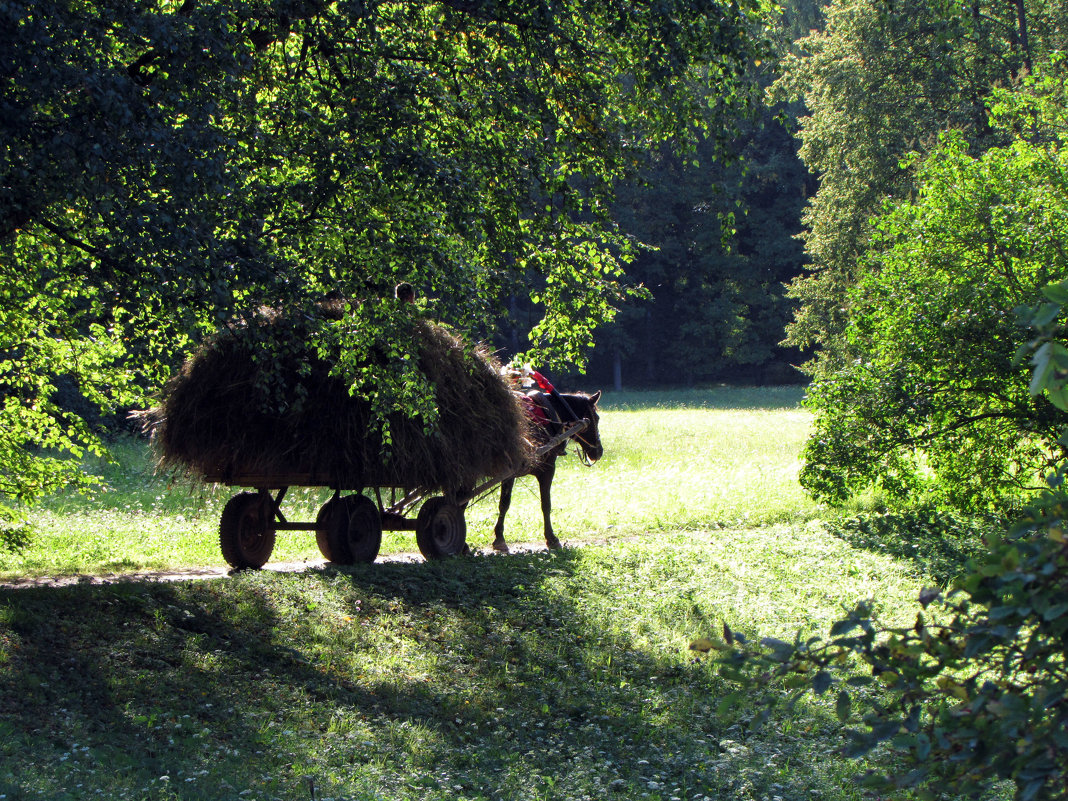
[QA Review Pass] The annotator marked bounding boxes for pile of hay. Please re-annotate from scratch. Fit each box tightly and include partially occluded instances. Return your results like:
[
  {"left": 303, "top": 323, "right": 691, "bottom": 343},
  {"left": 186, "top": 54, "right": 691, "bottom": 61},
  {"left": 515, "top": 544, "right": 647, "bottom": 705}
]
[{"left": 142, "top": 308, "right": 532, "bottom": 492}]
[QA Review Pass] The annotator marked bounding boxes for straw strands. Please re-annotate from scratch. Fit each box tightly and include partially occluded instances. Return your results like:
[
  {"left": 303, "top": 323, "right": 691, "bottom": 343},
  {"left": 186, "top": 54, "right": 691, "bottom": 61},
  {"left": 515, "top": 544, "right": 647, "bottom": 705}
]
[{"left": 141, "top": 307, "right": 532, "bottom": 493}]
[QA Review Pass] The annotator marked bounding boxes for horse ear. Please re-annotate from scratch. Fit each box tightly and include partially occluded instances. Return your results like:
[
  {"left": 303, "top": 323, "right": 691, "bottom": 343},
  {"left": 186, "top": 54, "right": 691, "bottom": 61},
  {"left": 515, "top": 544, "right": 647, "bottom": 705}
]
[{"left": 590, "top": 390, "right": 601, "bottom": 404}]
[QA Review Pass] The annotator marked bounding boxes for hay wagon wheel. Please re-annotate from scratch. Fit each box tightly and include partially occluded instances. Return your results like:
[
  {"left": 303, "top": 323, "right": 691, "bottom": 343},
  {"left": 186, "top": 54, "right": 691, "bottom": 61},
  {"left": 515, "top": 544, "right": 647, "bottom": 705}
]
[
  {"left": 315, "top": 494, "right": 382, "bottom": 564},
  {"left": 219, "top": 491, "right": 276, "bottom": 569},
  {"left": 415, "top": 497, "right": 467, "bottom": 560}
]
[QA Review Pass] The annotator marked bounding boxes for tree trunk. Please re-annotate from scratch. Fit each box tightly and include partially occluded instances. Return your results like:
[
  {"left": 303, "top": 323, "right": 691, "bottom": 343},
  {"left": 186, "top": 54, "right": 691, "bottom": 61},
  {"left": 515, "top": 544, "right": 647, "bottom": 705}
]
[
  {"left": 508, "top": 294, "right": 520, "bottom": 353},
  {"left": 1009, "top": 0, "right": 1032, "bottom": 74},
  {"left": 644, "top": 308, "right": 656, "bottom": 384}
]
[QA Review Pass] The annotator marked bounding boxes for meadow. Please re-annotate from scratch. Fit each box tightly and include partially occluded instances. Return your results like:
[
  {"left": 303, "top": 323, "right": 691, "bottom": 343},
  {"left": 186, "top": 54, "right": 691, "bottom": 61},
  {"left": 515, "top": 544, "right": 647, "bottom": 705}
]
[
  {"left": 1, "top": 387, "right": 824, "bottom": 579},
  {"left": 0, "top": 388, "right": 993, "bottom": 800}
]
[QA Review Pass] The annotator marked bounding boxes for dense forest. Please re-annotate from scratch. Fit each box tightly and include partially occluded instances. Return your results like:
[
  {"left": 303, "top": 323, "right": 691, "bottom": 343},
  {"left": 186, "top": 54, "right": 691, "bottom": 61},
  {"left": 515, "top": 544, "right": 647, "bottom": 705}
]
[{"left": 573, "top": 0, "right": 824, "bottom": 389}]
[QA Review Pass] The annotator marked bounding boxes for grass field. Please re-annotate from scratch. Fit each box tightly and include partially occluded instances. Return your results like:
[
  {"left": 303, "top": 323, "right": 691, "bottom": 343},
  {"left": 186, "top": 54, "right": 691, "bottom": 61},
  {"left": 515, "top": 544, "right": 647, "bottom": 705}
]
[
  {"left": 0, "top": 387, "right": 994, "bottom": 800},
  {"left": 1, "top": 532, "right": 937, "bottom": 801},
  {"left": 1, "top": 386, "right": 826, "bottom": 579}
]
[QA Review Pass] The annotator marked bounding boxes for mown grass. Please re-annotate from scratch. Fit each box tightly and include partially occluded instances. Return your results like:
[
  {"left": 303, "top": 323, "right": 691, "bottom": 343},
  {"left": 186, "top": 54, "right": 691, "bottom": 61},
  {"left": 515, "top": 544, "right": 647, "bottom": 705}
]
[
  {"left": 2, "top": 386, "right": 827, "bottom": 578},
  {"left": 1, "top": 530, "right": 930, "bottom": 801}
]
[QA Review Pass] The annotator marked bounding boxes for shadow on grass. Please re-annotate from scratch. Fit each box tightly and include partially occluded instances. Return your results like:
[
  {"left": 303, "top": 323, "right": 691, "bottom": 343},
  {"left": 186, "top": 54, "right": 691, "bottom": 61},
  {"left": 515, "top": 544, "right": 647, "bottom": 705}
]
[
  {"left": 823, "top": 507, "right": 1001, "bottom": 587},
  {"left": 0, "top": 548, "right": 853, "bottom": 800},
  {"left": 0, "top": 577, "right": 385, "bottom": 800}
]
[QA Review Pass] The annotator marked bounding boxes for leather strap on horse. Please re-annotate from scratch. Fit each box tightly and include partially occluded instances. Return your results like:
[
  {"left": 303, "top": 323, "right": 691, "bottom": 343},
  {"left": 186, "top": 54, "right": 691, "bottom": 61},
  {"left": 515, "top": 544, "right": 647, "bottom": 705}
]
[
  {"left": 530, "top": 370, "right": 580, "bottom": 424},
  {"left": 521, "top": 389, "right": 599, "bottom": 466},
  {"left": 522, "top": 391, "right": 564, "bottom": 436}
]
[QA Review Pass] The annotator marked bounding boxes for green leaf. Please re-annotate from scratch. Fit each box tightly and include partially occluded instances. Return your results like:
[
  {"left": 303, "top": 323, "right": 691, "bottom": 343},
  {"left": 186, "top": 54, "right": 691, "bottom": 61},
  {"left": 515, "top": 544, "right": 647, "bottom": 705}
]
[
  {"left": 829, "top": 618, "right": 860, "bottom": 637},
  {"left": 918, "top": 587, "right": 941, "bottom": 608},
  {"left": 1042, "top": 603, "right": 1068, "bottom": 621},
  {"left": 1021, "top": 779, "right": 1047, "bottom": 801},
  {"left": 1046, "top": 385, "right": 1068, "bottom": 412},
  {"left": 1041, "top": 282, "right": 1068, "bottom": 305},
  {"left": 1030, "top": 343, "right": 1054, "bottom": 396},
  {"left": 899, "top": 767, "right": 929, "bottom": 788},
  {"left": 1032, "top": 302, "right": 1062, "bottom": 327},
  {"left": 689, "top": 638, "right": 727, "bottom": 652},
  {"left": 914, "top": 733, "right": 931, "bottom": 760}
]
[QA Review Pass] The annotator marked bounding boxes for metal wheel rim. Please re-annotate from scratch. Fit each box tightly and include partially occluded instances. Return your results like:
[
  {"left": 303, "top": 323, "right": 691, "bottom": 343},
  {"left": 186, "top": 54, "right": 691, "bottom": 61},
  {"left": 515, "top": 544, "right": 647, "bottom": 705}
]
[
  {"left": 429, "top": 507, "right": 464, "bottom": 550},
  {"left": 239, "top": 507, "right": 269, "bottom": 554}
]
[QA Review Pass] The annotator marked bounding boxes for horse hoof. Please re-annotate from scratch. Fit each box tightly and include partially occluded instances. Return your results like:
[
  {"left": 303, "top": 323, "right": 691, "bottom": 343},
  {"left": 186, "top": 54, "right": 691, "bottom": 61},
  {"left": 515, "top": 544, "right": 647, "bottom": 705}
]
[
  {"left": 492, "top": 539, "right": 510, "bottom": 553},
  {"left": 546, "top": 536, "right": 562, "bottom": 550}
]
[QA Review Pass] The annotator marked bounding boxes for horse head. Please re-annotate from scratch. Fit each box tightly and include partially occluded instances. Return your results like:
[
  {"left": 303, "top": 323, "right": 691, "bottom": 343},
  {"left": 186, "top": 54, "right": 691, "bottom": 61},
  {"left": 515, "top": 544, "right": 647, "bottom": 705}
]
[{"left": 565, "top": 390, "right": 603, "bottom": 463}]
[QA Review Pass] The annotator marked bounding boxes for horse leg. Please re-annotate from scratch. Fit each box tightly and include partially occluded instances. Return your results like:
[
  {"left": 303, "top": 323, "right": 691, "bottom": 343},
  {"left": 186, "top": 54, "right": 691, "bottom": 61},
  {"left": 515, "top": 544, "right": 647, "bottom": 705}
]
[
  {"left": 536, "top": 460, "right": 562, "bottom": 549},
  {"left": 492, "top": 477, "right": 515, "bottom": 552}
]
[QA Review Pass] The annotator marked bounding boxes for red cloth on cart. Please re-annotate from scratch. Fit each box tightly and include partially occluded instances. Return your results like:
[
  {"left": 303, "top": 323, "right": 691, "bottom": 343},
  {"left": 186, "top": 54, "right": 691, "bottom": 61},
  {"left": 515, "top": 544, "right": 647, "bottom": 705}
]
[{"left": 519, "top": 394, "right": 550, "bottom": 427}]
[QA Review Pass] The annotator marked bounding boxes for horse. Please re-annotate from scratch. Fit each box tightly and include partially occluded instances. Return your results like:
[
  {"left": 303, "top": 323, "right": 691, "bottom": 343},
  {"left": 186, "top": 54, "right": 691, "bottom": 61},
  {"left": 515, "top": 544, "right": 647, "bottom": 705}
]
[{"left": 492, "top": 388, "right": 603, "bottom": 552}]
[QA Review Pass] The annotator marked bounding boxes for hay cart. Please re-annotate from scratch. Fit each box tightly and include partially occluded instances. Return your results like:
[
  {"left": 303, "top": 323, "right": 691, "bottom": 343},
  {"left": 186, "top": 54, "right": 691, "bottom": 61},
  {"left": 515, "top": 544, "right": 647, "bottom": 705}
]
[{"left": 208, "top": 418, "right": 588, "bottom": 570}]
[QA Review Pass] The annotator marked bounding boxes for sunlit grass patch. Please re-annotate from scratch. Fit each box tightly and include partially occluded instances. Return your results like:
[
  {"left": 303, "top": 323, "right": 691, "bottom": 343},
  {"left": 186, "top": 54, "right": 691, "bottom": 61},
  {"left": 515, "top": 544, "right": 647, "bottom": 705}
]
[{"left": 468, "top": 387, "right": 825, "bottom": 547}]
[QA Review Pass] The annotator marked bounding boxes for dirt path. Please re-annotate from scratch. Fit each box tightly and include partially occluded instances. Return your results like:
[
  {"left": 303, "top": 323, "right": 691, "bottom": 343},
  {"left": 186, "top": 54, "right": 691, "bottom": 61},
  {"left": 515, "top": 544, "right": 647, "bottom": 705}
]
[{"left": 0, "top": 540, "right": 561, "bottom": 590}]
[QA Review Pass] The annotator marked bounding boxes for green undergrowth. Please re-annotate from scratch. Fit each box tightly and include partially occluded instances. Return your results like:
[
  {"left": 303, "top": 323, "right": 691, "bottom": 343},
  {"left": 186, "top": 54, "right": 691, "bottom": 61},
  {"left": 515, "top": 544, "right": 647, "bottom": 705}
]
[{"left": 0, "top": 530, "right": 930, "bottom": 801}]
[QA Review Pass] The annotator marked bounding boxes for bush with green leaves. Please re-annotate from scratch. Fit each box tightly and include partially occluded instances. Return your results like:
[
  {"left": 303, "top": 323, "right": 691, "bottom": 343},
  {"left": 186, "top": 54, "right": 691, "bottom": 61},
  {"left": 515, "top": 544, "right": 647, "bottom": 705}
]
[
  {"left": 715, "top": 510, "right": 1068, "bottom": 799},
  {"left": 708, "top": 280, "right": 1068, "bottom": 800},
  {"left": 799, "top": 64, "right": 1068, "bottom": 509}
]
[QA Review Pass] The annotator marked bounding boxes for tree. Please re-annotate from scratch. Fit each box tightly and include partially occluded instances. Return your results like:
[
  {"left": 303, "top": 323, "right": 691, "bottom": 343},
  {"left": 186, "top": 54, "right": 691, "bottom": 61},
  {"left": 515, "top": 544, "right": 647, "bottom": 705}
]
[
  {"left": 0, "top": 0, "right": 769, "bottom": 543},
  {"left": 776, "top": 0, "right": 1057, "bottom": 374},
  {"left": 799, "top": 64, "right": 1068, "bottom": 508},
  {"left": 594, "top": 109, "right": 810, "bottom": 388},
  {"left": 585, "top": 0, "right": 822, "bottom": 390}
]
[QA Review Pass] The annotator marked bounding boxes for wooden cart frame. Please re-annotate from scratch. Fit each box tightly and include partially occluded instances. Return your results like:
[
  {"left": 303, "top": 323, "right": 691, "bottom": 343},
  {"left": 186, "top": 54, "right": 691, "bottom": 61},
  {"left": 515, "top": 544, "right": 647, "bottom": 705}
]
[{"left": 210, "top": 418, "right": 589, "bottom": 569}]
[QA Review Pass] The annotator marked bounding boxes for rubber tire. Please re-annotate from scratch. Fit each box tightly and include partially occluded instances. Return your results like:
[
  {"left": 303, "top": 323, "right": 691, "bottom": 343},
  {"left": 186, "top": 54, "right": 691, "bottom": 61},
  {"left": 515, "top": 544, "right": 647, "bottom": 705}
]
[
  {"left": 341, "top": 495, "right": 382, "bottom": 563},
  {"left": 415, "top": 497, "right": 467, "bottom": 560},
  {"left": 219, "top": 492, "right": 276, "bottom": 569},
  {"left": 316, "top": 495, "right": 382, "bottom": 564},
  {"left": 316, "top": 496, "right": 350, "bottom": 563}
]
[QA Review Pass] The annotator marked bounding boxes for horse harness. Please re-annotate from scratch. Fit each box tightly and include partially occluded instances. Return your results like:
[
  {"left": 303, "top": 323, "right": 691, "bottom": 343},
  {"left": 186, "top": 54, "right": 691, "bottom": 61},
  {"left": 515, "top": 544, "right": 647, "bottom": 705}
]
[{"left": 519, "top": 390, "right": 596, "bottom": 461}]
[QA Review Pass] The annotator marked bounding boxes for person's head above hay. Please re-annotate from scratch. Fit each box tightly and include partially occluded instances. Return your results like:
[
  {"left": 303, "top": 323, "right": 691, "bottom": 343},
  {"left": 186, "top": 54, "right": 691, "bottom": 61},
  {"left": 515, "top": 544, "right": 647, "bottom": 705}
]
[{"left": 143, "top": 298, "right": 532, "bottom": 494}]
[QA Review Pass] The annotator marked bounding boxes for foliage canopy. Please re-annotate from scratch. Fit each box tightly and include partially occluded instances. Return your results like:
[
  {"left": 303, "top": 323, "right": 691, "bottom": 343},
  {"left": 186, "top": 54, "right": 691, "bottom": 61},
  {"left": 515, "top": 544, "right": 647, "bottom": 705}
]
[
  {"left": 800, "top": 63, "right": 1068, "bottom": 508},
  {"left": 0, "top": 0, "right": 769, "bottom": 536},
  {"left": 777, "top": 0, "right": 1065, "bottom": 372}
]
